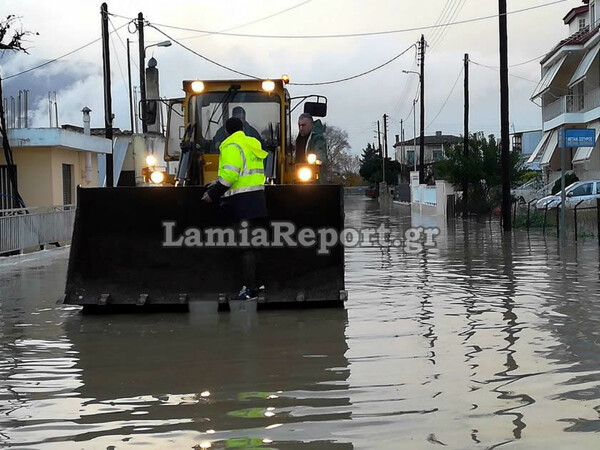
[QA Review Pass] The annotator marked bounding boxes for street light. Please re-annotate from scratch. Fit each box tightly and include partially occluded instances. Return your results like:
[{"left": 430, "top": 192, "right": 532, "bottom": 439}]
[
  {"left": 144, "top": 40, "right": 172, "bottom": 57},
  {"left": 403, "top": 69, "right": 424, "bottom": 184},
  {"left": 403, "top": 71, "right": 421, "bottom": 173},
  {"left": 402, "top": 69, "right": 420, "bottom": 78}
]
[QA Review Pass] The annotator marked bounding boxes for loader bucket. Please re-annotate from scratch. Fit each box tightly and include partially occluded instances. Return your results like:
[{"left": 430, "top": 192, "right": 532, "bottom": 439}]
[{"left": 63, "top": 185, "right": 345, "bottom": 311}]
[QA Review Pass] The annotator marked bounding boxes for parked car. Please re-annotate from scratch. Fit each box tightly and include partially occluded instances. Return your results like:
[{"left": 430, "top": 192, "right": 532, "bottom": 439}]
[
  {"left": 535, "top": 180, "right": 600, "bottom": 210},
  {"left": 512, "top": 176, "right": 543, "bottom": 204}
]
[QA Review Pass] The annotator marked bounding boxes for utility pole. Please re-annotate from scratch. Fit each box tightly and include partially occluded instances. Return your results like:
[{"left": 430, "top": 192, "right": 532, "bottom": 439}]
[
  {"left": 127, "top": 38, "right": 134, "bottom": 133},
  {"left": 138, "top": 12, "right": 147, "bottom": 133},
  {"left": 499, "top": 0, "right": 511, "bottom": 231},
  {"left": 419, "top": 34, "right": 426, "bottom": 185},
  {"left": 383, "top": 113, "right": 388, "bottom": 184},
  {"left": 377, "top": 120, "right": 382, "bottom": 156},
  {"left": 101, "top": 2, "right": 114, "bottom": 187},
  {"left": 400, "top": 119, "right": 404, "bottom": 165},
  {"left": 463, "top": 53, "right": 469, "bottom": 218},
  {"left": 383, "top": 113, "right": 389, "bottom": 159},
  {"left": 413, "top": 99, "right": 417, "bottom": 172}
]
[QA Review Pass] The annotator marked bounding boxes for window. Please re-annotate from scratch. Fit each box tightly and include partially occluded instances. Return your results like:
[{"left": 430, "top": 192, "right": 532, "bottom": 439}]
[
  {"left": 579, "top": 17, "right": 587, "bottom": 30},
  {"left": 62, "top": 164, "right": 73, "bottom": 205},
  {"left": 512, "top": 134, "right": 523, "bottom": 153},
  {"left": 0, "top": 165, "right": 19, "bottom": 211},
  {"left": 406, "top": 150, "right": 415, "bottom": 165},
  {"left": 433, "top": 150, "right": 444, "bottom": 161},
  {"left": 570, "top": 182, "right": 593, "bottom": 197},
  {"left": 567, "top": 82, "right": 585, "bottom": 112},
  {"left": 189, "top": 91, "right": 281, "bottom": 154}
]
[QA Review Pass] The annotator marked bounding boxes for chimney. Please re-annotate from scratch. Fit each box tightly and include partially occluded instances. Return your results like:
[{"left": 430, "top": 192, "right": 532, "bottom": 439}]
[
  {"left": 436, "top": 131, "right": 442, "bottom": 137},
  {"left": 82, "top": 107, "right": 92, "bottom": 135},
  {"left": 395, "top": 134, "right": 399, "bottom": 144}
]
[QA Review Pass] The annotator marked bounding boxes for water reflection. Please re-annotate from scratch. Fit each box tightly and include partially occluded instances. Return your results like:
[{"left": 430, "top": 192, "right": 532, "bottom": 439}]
[{"left": 2, "top": 198, "right": 600, "bottom": 448}]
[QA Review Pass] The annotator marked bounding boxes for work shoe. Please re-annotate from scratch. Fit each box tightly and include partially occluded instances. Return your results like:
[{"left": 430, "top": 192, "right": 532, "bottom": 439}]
[{"left": 232, "top": 286, "right": 258, "bottom": 301}]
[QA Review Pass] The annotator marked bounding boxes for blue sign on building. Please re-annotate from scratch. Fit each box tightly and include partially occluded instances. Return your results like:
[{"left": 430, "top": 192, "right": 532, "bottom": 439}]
[{"left": 564, "top": 128, "right": 595, "bottom": 148}]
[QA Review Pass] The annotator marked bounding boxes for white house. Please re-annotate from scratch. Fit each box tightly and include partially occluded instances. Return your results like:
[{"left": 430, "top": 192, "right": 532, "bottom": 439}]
[{"left": 528, "top": 0, "right": 600, "bottom": 183}]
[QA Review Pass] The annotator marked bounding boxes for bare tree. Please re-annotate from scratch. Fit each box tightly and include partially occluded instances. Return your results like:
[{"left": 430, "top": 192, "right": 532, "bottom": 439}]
[
  {"left": 324, "top": 124, "right": 360, "bottom": 176},
  {"left": 0, "top": 16, "right": 37, "bottom": 208}
]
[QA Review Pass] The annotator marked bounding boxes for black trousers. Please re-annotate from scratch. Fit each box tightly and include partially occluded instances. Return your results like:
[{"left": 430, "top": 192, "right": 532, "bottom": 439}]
[{"left": 235, "top": 217, "right": 268, "bottom": 291}]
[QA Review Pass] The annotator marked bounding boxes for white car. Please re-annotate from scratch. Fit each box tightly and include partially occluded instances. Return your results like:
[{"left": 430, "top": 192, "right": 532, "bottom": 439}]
[{"left": 535, "top": 180, "right": 600, "bottom": 210}]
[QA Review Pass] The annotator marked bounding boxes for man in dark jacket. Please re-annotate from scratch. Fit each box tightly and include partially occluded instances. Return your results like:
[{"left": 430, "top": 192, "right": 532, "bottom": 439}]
[
  {"left": 296, "top": 113, "right": 328, "bottom": 182},
  {"left": 213, "top": 106, "right": 262, "bottom": 153}
]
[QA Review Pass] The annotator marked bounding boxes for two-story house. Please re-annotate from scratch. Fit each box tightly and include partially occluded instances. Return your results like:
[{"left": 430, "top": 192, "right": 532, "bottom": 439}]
[
  {"left": 528, "top": 0, "right": 600, "bottom": 182},
  {"left": 393, "top": 131, "right": 462, "bottom": 168}
]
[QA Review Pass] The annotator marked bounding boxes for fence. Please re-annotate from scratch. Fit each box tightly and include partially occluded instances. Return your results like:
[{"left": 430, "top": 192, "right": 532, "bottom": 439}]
[
  {"left": 504, "top": 199, "right": 600, "bottom": 241},
  {"left": 0, "top": 205, "right": 76, "bottom": 255}
]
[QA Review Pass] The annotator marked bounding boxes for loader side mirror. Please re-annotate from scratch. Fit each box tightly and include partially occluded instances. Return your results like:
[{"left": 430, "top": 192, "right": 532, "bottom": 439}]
[
  {"left": 304, "top": 101, "right": 327, "bottom": 118},
  {"left": 139, "top": 99, "right": 158, "bottom": 125}
]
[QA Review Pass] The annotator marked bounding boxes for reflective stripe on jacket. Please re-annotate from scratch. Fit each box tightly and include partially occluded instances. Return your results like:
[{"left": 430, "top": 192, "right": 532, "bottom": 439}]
[{"left": 217, "top": 131, "right": 268, "bottom": 198}]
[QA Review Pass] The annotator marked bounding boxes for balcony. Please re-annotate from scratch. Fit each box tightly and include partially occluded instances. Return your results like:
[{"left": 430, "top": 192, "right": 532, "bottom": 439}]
[{"left": 542, "top": 87, "right": 600, "bottom": 123}]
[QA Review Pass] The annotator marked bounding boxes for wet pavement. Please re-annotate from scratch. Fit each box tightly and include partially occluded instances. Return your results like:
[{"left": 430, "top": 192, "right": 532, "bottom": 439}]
[{"left": 1, "top": 196, "right": 600, "bottom": 449}]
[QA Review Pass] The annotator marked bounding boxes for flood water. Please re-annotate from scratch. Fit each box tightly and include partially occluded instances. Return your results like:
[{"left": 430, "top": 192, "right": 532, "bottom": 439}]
[{"left": 1, "top": 196, "right": 600, "bottom": 449}]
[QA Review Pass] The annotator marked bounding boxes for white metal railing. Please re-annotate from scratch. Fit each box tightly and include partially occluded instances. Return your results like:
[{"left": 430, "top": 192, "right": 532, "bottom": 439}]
[
  {"left": 543, "top": 97, "right": 566, "bottom": 122},
  {"left": 543, "top": 88, "right": 600, "bottom": 122},
  {"left": 0, "top": 205, "right": 76, "bottom": 254},
  {"left": 423, "top": 187, "right": 437, "bottom": 206},
  {"left": 412, "top": 186, "right": 420, "bottom": 204}
]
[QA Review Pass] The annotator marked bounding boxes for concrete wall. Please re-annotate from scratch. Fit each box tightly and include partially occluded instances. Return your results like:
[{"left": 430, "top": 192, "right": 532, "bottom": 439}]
[
  {"left": 1, "top": 147, "right": 53, "bottom": 207},
  {"left": 50, "top": 148, "right": 99, "bottom": 205},
  {"left": 568, "top": 12, "right": 588, "bottom": 35},
  {"left": 1, "top": 146, "right": 99, "bottom": 207}
]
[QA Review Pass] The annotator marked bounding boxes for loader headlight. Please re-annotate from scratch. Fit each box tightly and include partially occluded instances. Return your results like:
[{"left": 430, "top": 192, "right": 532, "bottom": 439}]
[
  {"left": 297, "top": 166, "right": 313, "bottom": 182},
  {"left": 307, "top": 153, "right": 317, "bottom": 164},
  {"left": 145, "top": 154, "right": 157, "bottom": 166},
  {"left": 191, "top": 81, "right": 205, "bottom": 93},
  {"left": 150, "top": 170, "right": 165, "bottom": 184},
  {"left": 262, "top": 80, "right": 275, "bottom": 92}
]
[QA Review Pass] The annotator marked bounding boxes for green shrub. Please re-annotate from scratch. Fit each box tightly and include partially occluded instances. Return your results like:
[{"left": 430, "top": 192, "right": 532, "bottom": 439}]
[{"left": 551, "top": 173, "right": 579, "bottom": 195}]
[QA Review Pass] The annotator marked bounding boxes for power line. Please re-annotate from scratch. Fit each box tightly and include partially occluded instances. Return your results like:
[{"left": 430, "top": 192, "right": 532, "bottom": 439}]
[
  {"left": 176, "top": 0, "right": 312, "bottom": 41},
  {"left": 404, "top": 84, "right": 421, "bottom": 123},
  {"left": 480, "top": 53, "right": 547, "bottom": 69},
  {"left": 390, "top": 48, "right": 418, "bottom": 118},
  {"left": 3, "top": 22, "right": 128, "bottom": 80},
  {"left": 428, "top": 0, "right": 463, "bottom": 52},
  {"left": 289, "top": 45, "right": 416, "bottom": 86},
  {"left": 427, "top": 0, "right": 456, "bottom": 45},
  {"left": 469, "top": 59, "right": 539, "bottom": 84},
  {"left": 109, "top": 15, "right": 139, "bottom": 71},
  {"left": 150, "top": 22, "right": 416, "bottom": 86},
  {"left": 108, "top": 17, "right": 130, "bottom": 102},
  {"left": 109, "top": 0, "right": 312, "bottom": 42},
  {"left": 148, "top": 24, "right": 262, "bottom": 79},
  {"left": 429, "top": 0, "right": 468, "bottom": 52},
  {"left": 141, "top": 0, "right": 568, "bottom": 39},
  {"left": 427, "top": 67, "right": 464, "bottom": 130}
]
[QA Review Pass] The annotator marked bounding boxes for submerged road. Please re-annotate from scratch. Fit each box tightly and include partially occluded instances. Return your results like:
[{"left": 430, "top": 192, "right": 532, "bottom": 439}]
[{"left": 1, "top": 196, "right": 600, "bottom": 449}]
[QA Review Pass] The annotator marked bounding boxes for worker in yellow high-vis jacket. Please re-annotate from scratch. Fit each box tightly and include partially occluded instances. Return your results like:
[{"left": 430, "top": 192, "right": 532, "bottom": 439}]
[{"left": 202, "top": 117, "right": 268, "bottom": 301}]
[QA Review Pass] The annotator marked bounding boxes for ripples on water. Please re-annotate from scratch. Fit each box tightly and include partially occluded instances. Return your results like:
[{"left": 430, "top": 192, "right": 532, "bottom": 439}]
[{"left": 1, "top": 196, "right": 600, "bottom": 449}]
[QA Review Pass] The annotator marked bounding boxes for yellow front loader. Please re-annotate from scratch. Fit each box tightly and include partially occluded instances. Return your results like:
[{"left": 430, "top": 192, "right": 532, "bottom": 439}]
[{"left": 63, "top": 77, "right": 345, "bottom": 311}]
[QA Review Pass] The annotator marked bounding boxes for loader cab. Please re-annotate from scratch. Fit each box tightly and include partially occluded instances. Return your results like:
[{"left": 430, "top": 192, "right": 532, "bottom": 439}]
[
  {"left": 166, "top": 78, "right": 327, "bottom": 186},
  {"left": 165, "top": 79, "right": 288, "bottom": 185}
]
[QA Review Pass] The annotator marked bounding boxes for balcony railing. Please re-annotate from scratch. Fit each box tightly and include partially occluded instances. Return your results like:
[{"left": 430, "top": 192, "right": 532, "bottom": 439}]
[{"left": 543, "top": 88, "right": 600, "bottom": 122}]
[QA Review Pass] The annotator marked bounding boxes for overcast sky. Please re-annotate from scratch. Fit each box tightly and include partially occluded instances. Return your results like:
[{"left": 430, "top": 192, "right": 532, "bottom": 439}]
[{"left": 1, "top": 0, "right": 584, "bottom": 155}]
